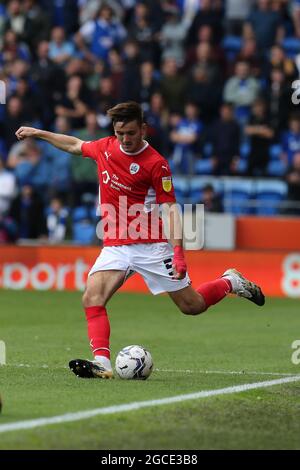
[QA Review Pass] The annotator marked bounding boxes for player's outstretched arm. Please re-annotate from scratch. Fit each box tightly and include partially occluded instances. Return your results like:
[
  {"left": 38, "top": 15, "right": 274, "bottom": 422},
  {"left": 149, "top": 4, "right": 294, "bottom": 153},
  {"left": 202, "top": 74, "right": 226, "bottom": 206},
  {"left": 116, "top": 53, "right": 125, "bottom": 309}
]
[
  {"left": 15, "top": 126, "right": 84, "bottom": 155},
  {"left": 161, "top": 202, "right": 187, "bottom": 280}
]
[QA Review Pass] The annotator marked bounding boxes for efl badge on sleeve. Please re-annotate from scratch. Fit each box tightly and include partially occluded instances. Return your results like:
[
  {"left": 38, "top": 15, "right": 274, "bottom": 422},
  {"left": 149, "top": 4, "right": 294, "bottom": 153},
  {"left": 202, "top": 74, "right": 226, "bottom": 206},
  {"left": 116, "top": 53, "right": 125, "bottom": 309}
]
[{"left": 162, "top": 176, "right": 172, "bottom": 192}]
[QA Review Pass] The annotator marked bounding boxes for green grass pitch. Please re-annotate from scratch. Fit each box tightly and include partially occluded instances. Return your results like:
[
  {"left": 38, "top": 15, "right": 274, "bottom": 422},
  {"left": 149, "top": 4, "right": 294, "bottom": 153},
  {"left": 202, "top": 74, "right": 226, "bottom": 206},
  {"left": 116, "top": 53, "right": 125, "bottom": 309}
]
[{"left": 0, "top": 289, "right": 300, "bottom": 450}]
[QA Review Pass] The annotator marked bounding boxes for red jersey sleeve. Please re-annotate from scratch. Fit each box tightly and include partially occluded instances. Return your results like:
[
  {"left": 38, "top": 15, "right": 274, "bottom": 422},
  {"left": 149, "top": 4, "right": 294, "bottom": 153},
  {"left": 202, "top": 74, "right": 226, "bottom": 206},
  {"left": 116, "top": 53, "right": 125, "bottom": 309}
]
[
  {"left": 81, "top": 138, "right": 108, "bottom": 161},
  {"left": 151, "top": 160, "right": 176, "bottom": 204}
]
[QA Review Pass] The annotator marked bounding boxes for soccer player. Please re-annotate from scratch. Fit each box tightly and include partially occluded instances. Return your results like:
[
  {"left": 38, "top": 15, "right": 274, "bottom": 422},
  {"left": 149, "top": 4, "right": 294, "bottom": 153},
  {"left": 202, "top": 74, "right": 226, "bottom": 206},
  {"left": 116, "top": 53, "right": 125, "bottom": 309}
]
[{"left": 15, "top": 101, "right": 265, "bottom": 379}]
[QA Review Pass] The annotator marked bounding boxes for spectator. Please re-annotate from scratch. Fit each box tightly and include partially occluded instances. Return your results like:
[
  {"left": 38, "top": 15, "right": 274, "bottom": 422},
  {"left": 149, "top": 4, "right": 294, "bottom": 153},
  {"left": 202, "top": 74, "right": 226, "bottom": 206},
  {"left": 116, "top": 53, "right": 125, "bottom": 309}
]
[
  {"left": 160, "top": 57, "right": 187, "bottom": 113},
  {"left": 0, "top": 157, "right": 17, "bottom": 216},
  {"left": 186, "top": 64, "right": 221, "bottom": 124},
  {"left": 4, "top": 0, "right": 26, "bottom": 38},
  {"left": 107, "top": 48, "right": 124, "bottom": 100},
  {"left": 187, "top": 0, "right": 223, "bottom": 46},
  {"left": 223, "top": 60, "right": 260, "bottom": 124},
  {"left": 245, "top": 99, "right": 274, "bottom": 176},
  {"left": 266, "top": 67, "right": 292, "bottom": 136},
  {"left": 72, "top": 112, "right": 107, "bottom": 204},
  {"left": 0, "top": 96, "right": 26, "bottom": 151},
  {"left": 22, "top": 0, "right": 51, "bottom": 52},
  {"left": 94, "top": 76, "right": 116, "bottom": 127},
  {"left": 169, "top": 102, "right": 203, "bottom": 174},
  {"left": 265, "top": 44, "right": 298, "bottom": 83},
  {"left": 40, "top": 0, "right": 79, "bottom": 35},
  {"left": 190, "top": 41, "right": 222, "bottom": 86},
  {"left": 234, "top": 37, "right": 262, "bottom": 78},
  {"left": 200, "top": 183, "right": 223, "bottom": 212},
  {"left": 281, "top": 114, "right": 300, "bottom": 167},
  {"left": 145, "top": 91, "right": 169, "bottom": 154},
  {"left": 43, "top": 116, "right": 73, "bottom": 200},
  {"left": 209, "top": 102, "right": 240, "bottom": 175},
  {"left": 1, "top": 29, "right": 31, "bottom": 63},
  {"left": 48, "top": 26, "right": 76, "bottom": 67},
  {"left": 285, "top": 151, "right": 300, "bottom": 214},
  {"left": 31, "top": 40, "right": 65, "bottom": 127},
  {"left": 159, "top": 8, "right": 189, "bottom": 67},
  {"left": 46, "top": 196, "right": 69, "bottom": 243},
  {"left": 10, "top": 184, "right": 47, "bottom": 239},
  {"left": 224, "top": 0, "right": 254, "bottom": 36},
  {"left": 138, "top": 61, "right": 160, "bottom": 110},
  {"left": 245, "top": 0, "right": 282, "bottom": 54},
  {"left": 55, "top": 75, "right": 90, "bottom": 129},
  {"left": 7, "top": 138, "right": 50, "bottom": 196},
  {"left": 128, "top": 2, "right": 160, "bottom": 63},
  {"left": 121, "top": 39, "right": 141, "bottom": 101},
  {"left": 76, "top": 3, "right": 126, "bottom": 63}
]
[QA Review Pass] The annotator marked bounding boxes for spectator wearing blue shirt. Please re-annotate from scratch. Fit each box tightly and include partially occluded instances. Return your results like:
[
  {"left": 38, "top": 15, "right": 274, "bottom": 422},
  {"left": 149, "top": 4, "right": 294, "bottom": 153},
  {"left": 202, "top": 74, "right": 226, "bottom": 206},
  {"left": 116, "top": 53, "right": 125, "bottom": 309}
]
[
  {"left": 48, "top": 26, "right": 75, "bottom": 67},
  {"left": 76, "top": 4, "right": 126, "bottom": 63},
  {"left": 46, "top": 196, "right": 69, "bottom": 243},
  {"left": 43, "top": 116, "right": 72, "bottom": 200},
  {"left": 169, "top": 102, "right": 203, "bottom": 174},
  {"left": 281, "top": 114, "right": 300, "bottom": 167}
]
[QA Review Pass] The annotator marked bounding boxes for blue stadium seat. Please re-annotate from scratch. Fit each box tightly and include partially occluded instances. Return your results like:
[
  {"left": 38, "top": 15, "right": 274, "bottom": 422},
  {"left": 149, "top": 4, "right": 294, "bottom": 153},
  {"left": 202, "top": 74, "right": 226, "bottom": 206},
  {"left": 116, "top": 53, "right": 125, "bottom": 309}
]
[
  {"left": 72, "top": 206, "right": 90, "bottom": 222},
  {"left": 72, "top": 221, "right": 95, "bottom": 245},
  {"left": 281, "top": 37, "right": 300, "bottom": 58},
  {"left": 222, "top": 36, "right": 242, "bottom": 61},
  {"left": 194, "top": 158, "right": 214, "bottom": 175},
  {"left": 266, "top": 144, "right": 286, "bottom": 176},
  {"left": 266, "top": 160, "right": 287, "bottom": 177},
  {"left": 269, "top": 144, "right": 282, "bottom": 160},
  {"left": 172, "top": 176, "right": 190, "bottom": 205},
  {"left": 255, "top": 180, "right": 288, "bottom": 215},
  {"left": 223, "top": 178, "right": 254, "bottom": 215}
]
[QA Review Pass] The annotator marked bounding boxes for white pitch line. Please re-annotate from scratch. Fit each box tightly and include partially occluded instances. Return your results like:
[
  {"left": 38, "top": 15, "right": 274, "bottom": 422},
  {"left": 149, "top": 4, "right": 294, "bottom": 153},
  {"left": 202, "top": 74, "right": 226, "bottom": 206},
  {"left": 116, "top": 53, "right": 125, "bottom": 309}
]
[
  {"left": 0, "top": 375, "right": 300, "bottom": 434},
  {"left": 6, "top": 364, "right": 298, "bottom": 376},
  {"left": 155, "top": 369, "right": 298, "bottom": 377}
]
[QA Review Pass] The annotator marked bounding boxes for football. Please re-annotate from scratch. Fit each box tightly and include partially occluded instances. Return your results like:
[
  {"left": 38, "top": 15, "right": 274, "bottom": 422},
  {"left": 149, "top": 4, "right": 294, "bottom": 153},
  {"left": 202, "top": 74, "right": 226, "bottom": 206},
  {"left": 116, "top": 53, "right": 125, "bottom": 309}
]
[{"left": 115, "top": 345, "right": 153, "bottom": 380}]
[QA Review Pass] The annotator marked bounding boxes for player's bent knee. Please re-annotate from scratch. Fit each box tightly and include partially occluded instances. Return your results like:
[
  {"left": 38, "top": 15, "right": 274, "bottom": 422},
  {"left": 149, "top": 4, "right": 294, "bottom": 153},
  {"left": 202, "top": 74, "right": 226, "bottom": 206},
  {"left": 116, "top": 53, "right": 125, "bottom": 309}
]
[
  {"left": 180, "top": 302, "right": 205, "bottom": 316},
  {"left": 82, "top": 290, "right": 104, "bottom": 307}
]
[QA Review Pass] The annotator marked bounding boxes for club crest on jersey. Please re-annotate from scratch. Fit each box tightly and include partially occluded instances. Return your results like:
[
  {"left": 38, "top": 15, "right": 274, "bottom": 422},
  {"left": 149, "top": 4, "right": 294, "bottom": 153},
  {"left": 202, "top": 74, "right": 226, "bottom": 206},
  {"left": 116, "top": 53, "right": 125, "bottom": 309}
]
[
  {"left": 129, "top": 163, "right": 140, "bottom": 175},
  {"left": 162, "top": 176, "right": 172, "bottom": 192}
]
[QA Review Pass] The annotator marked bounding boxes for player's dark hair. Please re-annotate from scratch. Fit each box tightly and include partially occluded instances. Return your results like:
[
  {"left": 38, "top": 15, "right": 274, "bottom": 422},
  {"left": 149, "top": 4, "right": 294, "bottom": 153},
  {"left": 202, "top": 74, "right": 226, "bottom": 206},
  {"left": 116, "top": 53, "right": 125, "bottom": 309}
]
[{"left": 107, "top": 101, "right": 144, "bottom": 126}]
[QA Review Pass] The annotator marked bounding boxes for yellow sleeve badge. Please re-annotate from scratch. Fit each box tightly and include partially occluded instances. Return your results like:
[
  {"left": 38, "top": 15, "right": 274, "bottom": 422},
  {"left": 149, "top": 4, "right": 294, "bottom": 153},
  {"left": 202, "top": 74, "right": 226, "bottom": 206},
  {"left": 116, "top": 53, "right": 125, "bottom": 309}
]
[{"left": 162, "top": 176, "right": 172, "bottom": 192}]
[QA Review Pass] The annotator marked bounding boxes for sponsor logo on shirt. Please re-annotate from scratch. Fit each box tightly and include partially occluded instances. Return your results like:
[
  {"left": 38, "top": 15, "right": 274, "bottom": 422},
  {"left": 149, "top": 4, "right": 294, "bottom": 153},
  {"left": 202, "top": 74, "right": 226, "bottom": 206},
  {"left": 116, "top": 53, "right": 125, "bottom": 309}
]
[
  {"left": 129, "top": 163, "right": 140, "bottom": 175},
  {"left": 162, "top": 176, "right": 172, "bottom": 192}
]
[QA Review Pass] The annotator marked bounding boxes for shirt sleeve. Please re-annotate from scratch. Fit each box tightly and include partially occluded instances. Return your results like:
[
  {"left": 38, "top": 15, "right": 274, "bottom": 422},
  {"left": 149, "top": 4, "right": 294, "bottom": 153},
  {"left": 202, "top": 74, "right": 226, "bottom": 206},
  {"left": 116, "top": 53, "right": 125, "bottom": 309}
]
[
  {"left": 151, "top": 160, "right": 176, "bottom": 204},
  {"left": 81, "top": 139, "right": 104, "bottom": 161}
]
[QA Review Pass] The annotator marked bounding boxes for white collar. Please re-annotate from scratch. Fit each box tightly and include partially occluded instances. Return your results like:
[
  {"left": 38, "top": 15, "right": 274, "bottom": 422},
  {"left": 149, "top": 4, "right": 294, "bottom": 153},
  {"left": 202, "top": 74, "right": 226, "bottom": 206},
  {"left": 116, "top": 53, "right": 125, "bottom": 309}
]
[{"left": 120, "top": 140, "right": 149, "bottom": 155}]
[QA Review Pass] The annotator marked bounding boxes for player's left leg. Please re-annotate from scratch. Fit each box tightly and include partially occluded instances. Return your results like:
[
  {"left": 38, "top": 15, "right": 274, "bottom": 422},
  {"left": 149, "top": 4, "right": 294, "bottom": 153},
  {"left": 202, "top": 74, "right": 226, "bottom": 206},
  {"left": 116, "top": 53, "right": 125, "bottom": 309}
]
[
  {"left": 169, "top": 269, "right": 265, "bottom": 315},
  {"left": 168, "top": 277, "right": 232, "bottom": 315}
]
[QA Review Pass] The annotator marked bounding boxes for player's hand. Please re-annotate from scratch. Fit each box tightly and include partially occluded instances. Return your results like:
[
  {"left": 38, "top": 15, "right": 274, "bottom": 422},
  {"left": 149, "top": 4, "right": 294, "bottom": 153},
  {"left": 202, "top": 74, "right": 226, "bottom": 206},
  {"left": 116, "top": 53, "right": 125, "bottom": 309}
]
[
  {"left": 172, "top": 245, "right": 187, "bottom": 280},
  {"left": 15, "top": 126, "right": 39, "bottom": 141}
]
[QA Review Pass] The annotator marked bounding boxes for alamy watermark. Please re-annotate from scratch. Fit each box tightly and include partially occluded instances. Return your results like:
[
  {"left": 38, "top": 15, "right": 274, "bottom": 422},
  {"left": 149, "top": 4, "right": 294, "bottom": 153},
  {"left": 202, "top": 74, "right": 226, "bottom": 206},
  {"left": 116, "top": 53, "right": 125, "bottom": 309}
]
[
  {"left": 0, "top": 80, "right": 6, "bottom": 104},
  {"left": 291, "top": 340, "right": 300, "bottom": 365},
  {"left": 291, "top": 80, "right": 300, "bottom": 105},
  {"left": 95, "top": 199, "right": 205, "bottom": 250}
]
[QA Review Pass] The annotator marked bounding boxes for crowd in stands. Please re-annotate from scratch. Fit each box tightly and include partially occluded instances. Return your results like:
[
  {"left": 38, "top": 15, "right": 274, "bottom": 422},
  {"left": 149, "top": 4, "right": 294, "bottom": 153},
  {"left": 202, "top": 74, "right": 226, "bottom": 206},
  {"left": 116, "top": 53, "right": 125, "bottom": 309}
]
[{"left": 1, "top": 0, "right": 300, "bottom": 244}]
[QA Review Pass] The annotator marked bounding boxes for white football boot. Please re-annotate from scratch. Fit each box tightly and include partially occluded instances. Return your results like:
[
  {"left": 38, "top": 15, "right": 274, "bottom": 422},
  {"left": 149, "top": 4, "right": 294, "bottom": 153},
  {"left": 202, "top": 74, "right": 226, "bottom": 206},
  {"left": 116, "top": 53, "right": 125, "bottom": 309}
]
[{"left": 222, "top": 268, "right": 265, "bottom": 306}]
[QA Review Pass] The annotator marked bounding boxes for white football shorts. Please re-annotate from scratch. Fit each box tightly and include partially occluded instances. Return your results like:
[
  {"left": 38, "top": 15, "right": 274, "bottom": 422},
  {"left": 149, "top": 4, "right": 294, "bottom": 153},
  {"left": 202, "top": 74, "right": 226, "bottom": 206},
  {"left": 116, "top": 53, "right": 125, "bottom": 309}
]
[{"left": 89, "top": 242, "right": 191, "bottom": 295}]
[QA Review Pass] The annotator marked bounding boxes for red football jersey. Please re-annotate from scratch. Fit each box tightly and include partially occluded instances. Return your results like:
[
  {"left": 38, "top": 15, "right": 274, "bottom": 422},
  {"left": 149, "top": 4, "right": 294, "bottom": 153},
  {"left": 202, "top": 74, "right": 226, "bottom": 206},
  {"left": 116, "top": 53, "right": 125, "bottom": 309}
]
[{"left": 81, "top": 136, "right": 176, "bottom": 246}]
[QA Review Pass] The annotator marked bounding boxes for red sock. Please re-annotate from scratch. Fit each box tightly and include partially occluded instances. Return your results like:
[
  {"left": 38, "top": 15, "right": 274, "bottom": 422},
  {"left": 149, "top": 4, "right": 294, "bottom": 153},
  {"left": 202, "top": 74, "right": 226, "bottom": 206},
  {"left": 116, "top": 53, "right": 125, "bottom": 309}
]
[
  {"left": 84, "top": 306, "right": 110, "bottom": 359},
  {"left": 197, "top": 278, "right": 232, "bottom": 310}
]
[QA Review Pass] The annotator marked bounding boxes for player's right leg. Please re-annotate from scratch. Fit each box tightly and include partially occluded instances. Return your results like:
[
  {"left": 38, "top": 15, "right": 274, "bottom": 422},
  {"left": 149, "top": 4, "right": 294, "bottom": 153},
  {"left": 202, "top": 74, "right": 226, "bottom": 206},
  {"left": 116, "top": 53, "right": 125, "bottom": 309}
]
[{"left": 69, "top": 269, "right": 127, "bottom": 379}]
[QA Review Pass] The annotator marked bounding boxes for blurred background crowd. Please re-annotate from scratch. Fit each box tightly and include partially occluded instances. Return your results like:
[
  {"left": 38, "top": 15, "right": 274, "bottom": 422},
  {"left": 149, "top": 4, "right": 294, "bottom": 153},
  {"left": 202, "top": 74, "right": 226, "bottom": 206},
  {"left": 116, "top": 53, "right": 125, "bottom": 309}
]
[{"left": 1, "top": 0, "right": 300, "bottom": 244}]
